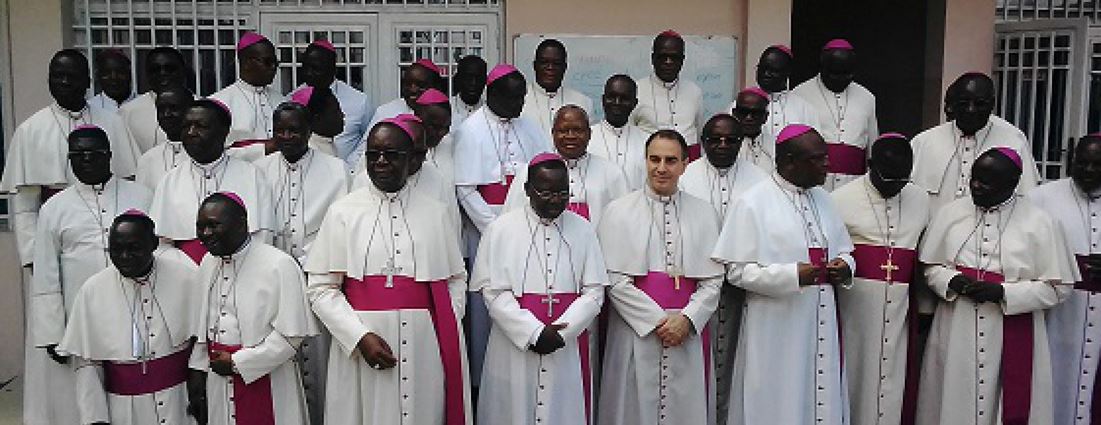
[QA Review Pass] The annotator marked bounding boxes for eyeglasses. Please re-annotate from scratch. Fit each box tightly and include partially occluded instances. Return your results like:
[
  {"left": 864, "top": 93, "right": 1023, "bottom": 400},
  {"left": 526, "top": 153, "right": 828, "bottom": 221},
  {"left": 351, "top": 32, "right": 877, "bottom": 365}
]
[
  {"left": 733, "top": 107, "right": 768, "bottom": 119},
  {"left": 702, "top": 135, "right": 739, "bottom": 146},
  {"left": 68, "top": 149, "right": 111, "bottom": 159},
  {"left": 874, "top": 167, "right": 911, "bottom": 183},
  {"left": 364, "top": 149, "right": 410, "bottom": 162},
  {"left": 532, "top": 189, "right": 570, "bottom": 200}
]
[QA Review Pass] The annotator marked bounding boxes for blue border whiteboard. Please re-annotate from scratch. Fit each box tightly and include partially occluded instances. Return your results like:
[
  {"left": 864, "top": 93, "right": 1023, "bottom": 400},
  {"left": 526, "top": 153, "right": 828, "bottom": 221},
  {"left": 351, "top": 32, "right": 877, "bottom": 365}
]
[{"left": 513, "top": 34, "right": 738, "bottom": 122}]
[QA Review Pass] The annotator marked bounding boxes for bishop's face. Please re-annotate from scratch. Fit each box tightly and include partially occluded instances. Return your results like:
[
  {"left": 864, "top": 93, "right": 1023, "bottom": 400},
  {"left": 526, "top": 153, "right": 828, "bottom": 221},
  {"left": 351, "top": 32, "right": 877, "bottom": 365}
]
[
  {"left": 239, "top": 41, "right": 278, "bottom": 87},
  {"left": 109, "top": 220, "right": 157, "bottom": 279},
  {"left": 300, "top": 49, "right": 336, "bottom": 89},
  {"left": 455, "top": 61, "right": 487, "bottom": 106},
  {"left": 401, "top": 65, "right": 438, "bottom": 108},
  {"left": 196, "top": 200, "right": 249, "bottom": 257},
  {"left": 417, "top": 104, "right": 452, "bottom": 149},
  {"left": 486, "top": 74, "right": 527, "bottom": 119},
  {"left": 552, "top": 110, "right": 591, "bottom": 160},
  {"left": 652, "top": 38, "right": 685, "bottom": 84},
  {"left": 646, "top": 137, "right": 687, "bottom": 196},
  {"left": 779, "top": 133, "right": 829, "bottom": 188},
  {"left": 819, "top": 49, "right": 856, "bottom": 93},
  {"left": 756, "top": 50, "right": 792, "bottom": 93},
  {"left": 365, "top": 125, "right": 413, "bottom": 193},
  {"left": 69, "top": 135, "right": 113, "bottom": 186},
  {"left": 273, "top": 109, "right": 311, "bottom": 163},
  {"left": 1072, "top": 140, "right": 1101, "bottom": 195},
  {"left": 953, "top": 79, "right": 995, "bottom": 137},
  {"left": 96, "top": 55, "right": 132, "bottom": 103},
  {"left": 526, "top": 166, "right": 570, "bottom": 220},
  {"left": 533, "top": 45, "right": 567, "bottom": 93},
  {"left": 49, "top": 55, "right": 91, "bottom": 112},
  {"left": 181, "top": 106, "right": 228, "bottom": 164},
  {"left": 732, "top": 93, "right": 768, "bottom": 138},
  {"left": 701, "top": 118, "right": 742, "bottom": 170},
  {"left": 146, "top": 52, "right": 188, "bottom": 95},
  {"left": 970, "top": 154, "right": 1020, "bottom": 208},
  {"left": 156, "top": 89, "right": 193, "bottom": 142},
  {"left": 602, "top": 78, "right": 638, "bottom": 128}
]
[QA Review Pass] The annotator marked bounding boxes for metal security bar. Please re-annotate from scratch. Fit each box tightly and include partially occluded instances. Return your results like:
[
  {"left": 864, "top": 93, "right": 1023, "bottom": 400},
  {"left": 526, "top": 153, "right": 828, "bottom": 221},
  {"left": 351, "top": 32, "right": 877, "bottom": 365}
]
[
  {"left": 395, "top": 25, "right": 486, "bottom": 94},
  {"left": 273, "top": 25, "right": 374, "bottom": 94},
  {"left": 997, "top": 0, "right": 1100, "bottom": 22}
]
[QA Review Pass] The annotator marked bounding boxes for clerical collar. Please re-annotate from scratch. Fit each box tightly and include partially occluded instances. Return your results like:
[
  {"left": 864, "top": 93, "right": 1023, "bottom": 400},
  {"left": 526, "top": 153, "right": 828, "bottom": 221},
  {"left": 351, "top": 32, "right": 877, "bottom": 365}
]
[
  {"left": 485, "top": 106, "right": 511, "bottom": 124},
  {"left": 655, "top": 74, "right": 678, "bottom": 90},
  {"left": 564, "top": 154, "right": 588, "bottom": 169},
  {"left": 978, "top": 195, "right": 1016, "bottom": 213},
  {"left": 367, "top": 179, "right": 409, "bottom": 202},
  {"left": 220, "top": 236, "right": 253, "bottom": 262},
  {"left": 644, "top": 184, "right": 678, "bottom": 204},
  {"left": 282, "top": 147, "right": 313, "bottom": 167},
  {"left": 53, "top": 102, "right": 87, "bottom": 119},
  {"left": 76, "top": 177, "right": 113, "bottom": 194},
  {"left": 953, "top": 119, "right": 993, "bottom": 140},
  {"left": 525, "top": 204, "right": 559, "bottom": 227},
  {"left": 193, "top": 154, "right": 228, "bottom": 172},
  {"left": 535, "top": 82, "right": 561, "bottom": 98},
  {"left": 603, "top": 120, "right": 626, "bottom": 134},
  {"left": 772, "top": 171, "right": 810, "bottom": 195},
  {"left": 236, "top": 79, "right": 267, "bottom": 93}
]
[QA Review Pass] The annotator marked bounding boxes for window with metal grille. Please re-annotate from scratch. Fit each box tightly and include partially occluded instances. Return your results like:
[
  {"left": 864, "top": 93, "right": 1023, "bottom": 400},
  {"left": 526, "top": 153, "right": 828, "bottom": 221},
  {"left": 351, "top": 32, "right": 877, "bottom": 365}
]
[{"left": 997, "top": 0, "right": 1100, "bottom": 22}]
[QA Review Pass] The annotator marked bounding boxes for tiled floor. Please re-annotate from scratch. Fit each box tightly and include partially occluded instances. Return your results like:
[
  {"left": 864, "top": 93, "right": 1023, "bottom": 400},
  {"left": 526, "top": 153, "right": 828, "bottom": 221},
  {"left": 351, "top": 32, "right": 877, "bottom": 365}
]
[{"left": 0, "top": 376, "right": 21, "bottom": 425}]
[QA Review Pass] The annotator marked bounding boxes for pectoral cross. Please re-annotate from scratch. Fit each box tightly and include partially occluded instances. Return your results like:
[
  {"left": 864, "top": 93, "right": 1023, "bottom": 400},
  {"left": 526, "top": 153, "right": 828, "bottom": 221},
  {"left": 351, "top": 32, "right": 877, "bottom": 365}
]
[
  {"left": 382, "top": 258, "right": 402, "bottom": 288},
  {"left": 668, "top": 265, "right": 682, "bottom": 290},
  {"left": 541, "top": 293, "right": 561, "bottom": 317},
  {"left": 881, "top": 258, "right": 899, "bottom": 282}
]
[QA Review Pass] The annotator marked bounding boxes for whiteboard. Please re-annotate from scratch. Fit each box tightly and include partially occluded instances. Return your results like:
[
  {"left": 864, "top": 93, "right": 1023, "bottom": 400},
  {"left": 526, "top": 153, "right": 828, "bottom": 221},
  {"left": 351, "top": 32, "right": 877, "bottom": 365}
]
[{"left": 513, "top": 34, "right": 738, "bottom": 122}]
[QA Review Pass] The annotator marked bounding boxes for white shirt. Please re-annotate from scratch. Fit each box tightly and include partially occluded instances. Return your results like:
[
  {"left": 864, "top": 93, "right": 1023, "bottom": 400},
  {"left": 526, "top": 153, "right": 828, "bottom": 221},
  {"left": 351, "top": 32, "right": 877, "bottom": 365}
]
[
  {"left": 631, "top": 75, "right": 705, "bottom": 145},
  {"left": 148, "top": 154, "right": 274, "bottom": 240},
  {"left": 89, "top": 92, "right": 135, "bottom": 113},
  {"left": 210, "top": 79, "right": 286, "bottom": 146},
  {"left": 521, "top": 82, "right": 594, "bottom": 135},
  {"left": 119, "top": 92, "right": 164, "bottom": 153},
  {"left": 452, "top": 94, "right": 484, "bottom": 129},
  {"left": 588, "top": 120, "right": 649, "bottom": 190}
]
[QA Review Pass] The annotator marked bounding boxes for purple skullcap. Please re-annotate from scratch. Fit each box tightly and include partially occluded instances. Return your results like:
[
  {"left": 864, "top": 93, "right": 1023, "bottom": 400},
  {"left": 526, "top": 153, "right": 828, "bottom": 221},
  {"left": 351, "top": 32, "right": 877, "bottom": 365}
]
[
  {"left": 216, "top": 191, "right": 246, "bottom": 210},
  {"left": 776, "top": 124, "right": 815, "bottom": 144},
  {"left": 739, "top": 86, "right": 770, "bottom": 101},
  {"left": 659, "top": 29, "right": 683, "bottom": 39},
  {"left": 311, "top": 39, "right": 336, "bottom": 52},
  {"left": 1086, "top": 132, "right": 1101, "bottom": 138},
  {"left": 120, "top": 208, "right": 148, "bottom": 218},
  {"left": 529, "top": 152, "right": 564, "bottom": 168},
  {"left": 770, "top": 44, "right": 793, "bottom": 58},
  {"left": 416, "top": 88, "right": 450, "bottom": 105},
  {"left": 394, "top": 113, "right": 423, "bottom": 124},
  {"left": 413, "top": 58, "right": 442, "bottom": 75},
  {"left": 822, "top": 38, "right": 854, "bottom": 51},
  {"left": 206, "top": 98, "right": 232, "bottom": 118},
  {"left": 236, "top": 32, "right": 268, "bottom": 51},
  {"left": 380, "top": 117, "right": 416, "bottom": 141},
  {"left": 992, "top": 147, "right": 1022, "bottom": 170},
  {"left": 487, "top": 63, "right": 519, "bottom": 85},
  {"left": 74, "top": 124, "right": 102, "bottom": 131},
  {"left": 290, "top": 86, "right": 314, "bottom": 106},
  {"left": 876, "top": 132, "right": 908, "bottom": 142}
]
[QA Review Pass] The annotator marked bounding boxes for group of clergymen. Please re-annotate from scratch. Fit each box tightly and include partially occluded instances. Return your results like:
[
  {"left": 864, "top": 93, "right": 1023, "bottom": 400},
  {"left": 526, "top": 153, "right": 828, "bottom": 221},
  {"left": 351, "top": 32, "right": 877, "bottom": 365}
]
[{"left": 1, "top": 26, "right": 1096, "bottom": 425}]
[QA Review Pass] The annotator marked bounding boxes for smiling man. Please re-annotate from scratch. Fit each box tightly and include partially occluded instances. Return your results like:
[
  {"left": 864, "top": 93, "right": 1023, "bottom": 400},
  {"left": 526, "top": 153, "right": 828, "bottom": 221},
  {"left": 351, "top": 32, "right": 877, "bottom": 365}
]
[
  {"left": 598, "top": 129, "right": 723, "bottom": 425},
  {"left": 522, "top": 39, "right": 593, "bottom": 135},
  {"left": 793, "top": 39, "right": 879, "bottom": 191},
  {"left": 90, "top": 49, "right": 134, "bottom": 112},
  {"left": 589, "top": 74, "right": 649, "bottom": 190},
  {"left": 121, "top": 47, "right": 192, "bottom": 153},
  {"left": 916, "top": 147, "right": 1077, "bottom": 425},
  {"left": 210, "top": 32, "right": 286, "bottom": 158},
  {"left": 369, "top": 58, "right": 444, "bottom": 129},
  {"left": 136, "top": 86, "right": 195, "bottom": 190},
  {"left": 632, "top": 30, "right": 705, "bottom": 160},
  {"left": 743, "top": 45, "right": 818, "bottom": 148},
  {"left": 712, "top": 124, "right": 855, "bottom": 425}
]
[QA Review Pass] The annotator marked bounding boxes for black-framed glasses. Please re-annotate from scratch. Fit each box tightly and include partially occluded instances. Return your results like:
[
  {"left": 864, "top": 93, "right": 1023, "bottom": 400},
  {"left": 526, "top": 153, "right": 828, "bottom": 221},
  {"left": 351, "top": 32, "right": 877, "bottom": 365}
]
[
  {"left": 68, "top": 149, "right": 111, "bottom": 159},
  {"left": 702, "top": 135, "right": 739, "bottom": 146},
  {"left": 533, "top": 189, "right": 570, "bottom": 200},
  {"left": 874, "top": 166, "right": 911, "bottom": 183},
  {"left": 733, "top": 107, "right": 768, "bottom": 119},
  {"left": 364, "top": 149, "right": 411, "bottom": 162}
]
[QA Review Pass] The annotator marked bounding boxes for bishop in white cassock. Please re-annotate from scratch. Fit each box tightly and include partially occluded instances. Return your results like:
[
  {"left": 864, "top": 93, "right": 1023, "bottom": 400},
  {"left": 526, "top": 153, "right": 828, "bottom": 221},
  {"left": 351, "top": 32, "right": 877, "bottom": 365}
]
[
  {"left": 286, "top": 85, "right": 346, "bottom": 158},
  {"left": 598, "top": 130, "right": 723, "bottom": 425},
  {"left": 414, "top": 88, "right": 458, "bottom": 182},
  {"left": 366, "top": 59, "right": 442, "bottom": 130},
  {"left": 149, "top": 99, "right": 274, "bottom": 264},
  {"left": 522, "top": 39, "right": 594, "bottom": 135},
  {"left": 733, "top": 45, "right": 818, "bottom": 172},
  {"left": 912, "top": 73, "right": 1040, "bottom": 214},
  {"left": 712, "top": 124, "right": 855, "bottom": 425},
  {"left": 830, "top": 133, "right": 931, "bottom": 425},
  {"left": 916, "top": 147, "right": 1077, "bottom": 425},
  {"left": 90, "top": 49, "right": 135, "bottom": 114},
  {"left": 678, "top": 114, "right": 767, "bottom": 424},
  {"left": 58, "top": 211, "right": 203, "bottom": 425},
  {"left": 190, "top": 193, "right": 318, "bottom": 425},
  {"left": 589, "top": 74, "right": 649, "bottom": 191},
  {"left": 136, "top": 87, "right": 194, "bottom": 190},
  {"left": 452, "top": 55, "right": 487, "bottom": 127},
  {"left": 452, "top": 64, "right": 551, "bottom": 386},
  {"left": 298, "top": 39, "right": 376, "bottom": 167},
  {"left": 305, "top": 119, "right": 471, "bottom": 425},
  {"left": 0, "top": 49, "right": 141, "bottom": 271},
  {"left": 120, "top": 47, "right": 191, "bottom": 153},
  {"left": 1028, "top": 135, "right": 1101, "bottom": 425},
  {"left": 209, "top": 32, "right": 285, "bottom": 161},
  {"left": 632, "top": 31, "right": 705, "bottom": 161},
  {"left": 792, "top": 39, "right": 878, "bottom": 191},
  {"left": 503, "top": 105, "right": 629, "bottom": 227},
  {"left": 473, "top": 153, "right": 607, "bottom": 425},
  {"left": 29, "top": 126, "right": 152, "bottom": 425}
]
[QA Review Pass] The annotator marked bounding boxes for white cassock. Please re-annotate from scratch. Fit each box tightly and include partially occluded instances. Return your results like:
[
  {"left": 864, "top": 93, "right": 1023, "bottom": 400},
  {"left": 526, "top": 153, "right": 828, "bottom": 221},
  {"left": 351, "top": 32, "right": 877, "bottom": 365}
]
[
  {"left": 255, "top": 149, "right": 349, "bottom": 263},
  {"left": 352, "top": 162, "right": 461, "bottom": 237},
  {"left": 726, "top": 90, "right": 818, "bottom": 173},
  {"left": 711, "top": 173, "right": 854, "bottom": 425},
  {"left": 90, "top": 92, "right": 136, "bottom": 113},
  {"left": 679, "top": 157, "right": 766, "bottom": 424},
  {"left": 831, "top": 176, "right": 930, "bottom": 425},
  {"left": 148, "top": 154, "right": 274, "bottom": 263},
  {"left": 521, "top": 82, "right": 594, "bottom": 135},
  {"left": 366, "top": 97, "right": 412, "bottom": 130},
  {"left": 307, "top": 133, "right": 337, "bottom": 157},
  {"left": 916, "top": 196, "right": 1078, "bottom": 425},
  {"left": 911, "top": 116, "right": 1041, "bottom": 214},
  {"left": 451, "top": 105, "right": 551, "bottom": 385},
  {"left": 588, "top": 120, "right": 650, "bottom": 190},
  {"left": 1028, "top": 178, "right": 1101, "bottom": 425},
  {"left": 210, "top": 79, "right": 286, "bottom": 161},
  {"left": 452, "top": 95, "right": 484, "bottom": 128},
  {"left": 631, "top": 75, "right": 705, "bottom": 157},
  {"left": 304, "top": 185, "right": 471, "bottom": 425},
  {"left": 58, "top": 252, "right": 201, "bottom": 425},
  {"left": 120, "top": 92, "right": 164, "bottom": 153},
  {"left": 296, "top": 80, "right": 374, "bottom": 168},
  {"left": 598, "top": 187, "right": 724, "bottom": 425},
  {"left": 27, "top": 177, "right": 151, "bottom": 425},
  {"left": 472, "top": 206, "right": 607, "bottom": 425},
  {"left": 426, "top": 133, "right": 457, "bottom": 183},
  {"left": 190, "top": 241, "right": 319, "bottom": 425},
  {"left": 0, "top": 102, "right": 141, "bottom": 265},
  {"left": 136, "top": 140, "right": 186, "bottom": 191},
  {"left": 502, "top": 153, "right": 629, "bottom": 227},
  {"left": 792, "top": 76, "right": 878, "bottom": 191}
]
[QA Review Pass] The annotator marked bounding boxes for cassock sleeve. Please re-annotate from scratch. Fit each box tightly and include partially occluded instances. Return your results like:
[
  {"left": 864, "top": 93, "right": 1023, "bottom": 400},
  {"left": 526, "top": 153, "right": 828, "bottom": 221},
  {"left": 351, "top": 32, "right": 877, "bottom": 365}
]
[
  {"left": 72, "top": 357, "right": 110, "bottom": 424},
  {"left": 231, "top": 330, "right": 300, "bottom": 385},
  {"left": 448, "top": 273, "right": 468, "bottom": 320},
  {"left": 472, "top": 224, "right": 545, "bottom": 349},
  {"left": 31, "top": 206, "right": 66, "bottom": 346},
  {"left": 728, "top": 263, "right": 800, "bottom": 298},
  {"left": 681, "top": 276, "right": 721, "bottom": 332},
  {"left": 1001, "top": 279, "right": 1065, "bottom": 316},
  {"left": 457, "top": 185, "right": 497, "bottom": 232},
  {"left": 307, "top": 271, "right": 372, "bottom": 357},
  {"left": 923, "top": 264, "right": 963, "bottom": 301},
  {"left": 607, "top": 272, "right": 667, "bottom": 338},
  {"left": 12, "top": 186, "right": 43, "bottom": 265}
]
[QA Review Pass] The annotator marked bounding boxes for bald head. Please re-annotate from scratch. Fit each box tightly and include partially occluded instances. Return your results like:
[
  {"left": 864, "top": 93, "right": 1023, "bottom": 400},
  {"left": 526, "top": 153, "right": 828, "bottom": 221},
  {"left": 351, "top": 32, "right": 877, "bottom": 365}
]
[
  {"left": 603, "top": 74, "right": 638, "bottom": 127},
  {"left": 552, "top": 105, "right": 591, "bottom": 159},
  {"left": 952, "top": 73, "right": 996, "bottom": 136}
]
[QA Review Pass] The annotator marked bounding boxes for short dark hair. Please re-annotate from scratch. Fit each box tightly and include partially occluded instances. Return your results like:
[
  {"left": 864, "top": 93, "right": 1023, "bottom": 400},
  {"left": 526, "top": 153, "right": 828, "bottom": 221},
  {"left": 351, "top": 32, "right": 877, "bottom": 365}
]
[
  {"left": 202, "top": 192, "right": 247, "bottom": 220},
  {"left": 645, "top": 129, "right": 689, "bottom": 159},
  {"left": 702, "top": 113, "right": 737, "bottom": 140},
  {"left": 192, "top": 99, "right": 231, "bottom": 128},
  {"left": 274, "top": 101, "right": 312, "bottom": 126},
  {"left": 68, "top": 126, "right": 109, "bottom": 147},
  {"left": 50, "top": 49, "right": 89, "bottom": 72},
  {"left": 535, "top": 38, "right": 567, "bottom": 59},
  {"left": 112, "top": 212, "right": 156, "bottom": 237}
]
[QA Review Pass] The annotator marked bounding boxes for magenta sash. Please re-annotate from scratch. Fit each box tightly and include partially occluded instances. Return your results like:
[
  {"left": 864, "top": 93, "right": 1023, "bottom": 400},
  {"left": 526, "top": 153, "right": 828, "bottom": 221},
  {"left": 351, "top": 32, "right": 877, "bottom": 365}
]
[
  {"left": 175, "top": 239, "right": 207, "bottom": 264},
  {"left": 229, "top": 139, "right": 265, "bottom": 149},
  {"left": 687, "top": 144, "right": 702, "bottom": 162},
  {"left": 1075, "top": 255, "right": 1101, "bottom": 292},
  {"left": 516, "top": 293, "right": 592, "bottom": 422},
  {"left": 852, "top": 245, "right": 917, "bottom": 284},
  {"left": 567, "top": 202, "right": 591, "bottom": 220},
  {"left": 103, "top": 342, "right": 193, "bottom": 396},
  {"left": 632, "top": 271, "right": 711, "bottom": 393},
  {"left": 342, "top": 275, "right": 466, "bottom": 425},
  {"left": 807, "top": 247, "right": 829, "bottom": 285},
  {"left": 477, "top": 175, "right": 514, "bottom": 206},
  {"left": 957, "top": 266, "right": 1032, "bottom": 425},
  {"left": 826, "top": 143, "right": 867, "bottom": 176},
  {"left": 207, "top": 342, "right": 275, "bottom": 425}
]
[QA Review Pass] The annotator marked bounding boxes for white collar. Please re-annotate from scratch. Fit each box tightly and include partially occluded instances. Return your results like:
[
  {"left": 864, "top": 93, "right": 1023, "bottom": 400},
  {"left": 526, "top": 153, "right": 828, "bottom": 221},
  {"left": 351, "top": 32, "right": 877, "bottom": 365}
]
[
  {"left": 978, "top": 194, "right": 1017, "bottom": 214},
  {"left": 524, "top": 203, "right": 560, "bottom": 227},
  {"left": 75, "top": 177, "right": 115, "bottom": 195},
  {"left": 236, "top": 79, "right": 268, "bottom": 93},
  {"left": 192, "top": 154, "right": 229, "bottom": 172},
  {"left": 564, "top": 153, "right": 588, "bottom": 169},
  {"left": 773, "top": 171, "right": 810, "bottom": 195},
  {"left": 655, "top": 73, "right": 679, "bottom": 90},
  {"left": 644, "top": 183, "right": 678, "bottom": 203},
  {"left": 220, "top": 236, "right": 253, "bottom": 263},
  {"left": 952, "top": 119, "right": 994, "bottom": 140}
]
